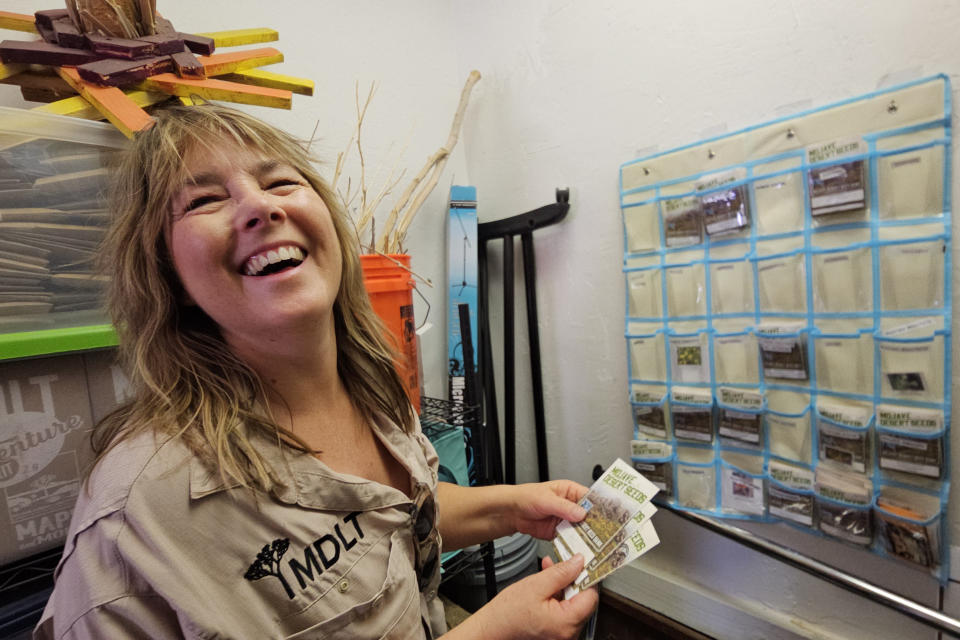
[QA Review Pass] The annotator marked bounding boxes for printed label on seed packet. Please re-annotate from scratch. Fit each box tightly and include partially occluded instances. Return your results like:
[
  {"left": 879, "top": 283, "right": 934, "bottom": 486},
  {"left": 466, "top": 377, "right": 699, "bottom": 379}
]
[
  {"left": 583, "top": 501, "right": 658, "bottom": 573},
  {"left": 566, "top": 520, "right": 660, "bottom": 598}
]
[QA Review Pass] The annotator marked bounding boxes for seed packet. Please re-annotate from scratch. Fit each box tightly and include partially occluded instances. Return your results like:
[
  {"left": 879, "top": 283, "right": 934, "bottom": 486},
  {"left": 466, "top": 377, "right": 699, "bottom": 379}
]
[
  {"left": 717, "top": 387, "right": 763, "bottom": 446},
  {"left": 877, "top": 405, "right": 944, "bottom": 479},
  {"left": 875, "top": 489, "right": 941, "bottom": 568},
  {"left": 758, "top": 324, "right": 808, "bottom": 381},
  {"left": 633, "top": 404, "right": 667, "bottom": 438},
  {"left": 818, "top": 423, "right": 869, "bottom": 472},
  {"left": 568, "top": 519, "right": 660, "bottom": 598},
  {"left": 662, "top": 195, "right": 702, "bottom": 248},
  {"left": 807, "top": 138, "right": 867, "bottom": 217},
  {"left": 631, "top": 440, "right": 674, "bottom": 497},
  {"left": 768, "top": 461, "right": 815, "bottom": 526},
  {"left": 553, "top": 458, "right": 660, "bottom": 561},
  {"left": 670, "top": 335, "right": 709, "bottom": 383},
  {"left": 815, "top": 467, "right": 873, "bottom": 545},
  {"left": 671, "top": 387, "right": 713, "bottom": 443},
  {"left": 721, "top": 466, "right": 765, "bottom": 515},
  {"left": 816, "top": 402, "right": 871, "bottom": 473},
  {"left": 696, "top": 169, "right": 750, "bottom": 235}
]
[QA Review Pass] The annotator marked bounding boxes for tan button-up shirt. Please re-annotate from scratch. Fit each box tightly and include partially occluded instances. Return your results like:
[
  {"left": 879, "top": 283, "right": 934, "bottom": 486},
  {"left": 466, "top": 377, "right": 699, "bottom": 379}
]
[{"left": 35, "top": 414, "right": 446, "bottom": 639}]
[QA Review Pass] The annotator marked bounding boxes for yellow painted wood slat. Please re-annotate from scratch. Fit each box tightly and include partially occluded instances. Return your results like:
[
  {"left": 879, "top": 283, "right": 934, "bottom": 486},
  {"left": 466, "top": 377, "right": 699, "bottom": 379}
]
[
  {"left": 0, "top": 11, "right": 38, "bottom": 33},
  {"left": 139, "top": 74, "right": 292, "bottom": 109},
  {"left": 227, "top": 69, "right": 313, "bottom": 96},
  {"left": 194, "top": 28, "right": 278, "bottom": 47},
  {"left": 57, "top": 67, "right": 156, "bottom": 137},
  {"left": 197, "top": 47, "right": 284, "bottom": 76},
  {"left": 35, "top": 90, "right": 170, "bottom": 120}
]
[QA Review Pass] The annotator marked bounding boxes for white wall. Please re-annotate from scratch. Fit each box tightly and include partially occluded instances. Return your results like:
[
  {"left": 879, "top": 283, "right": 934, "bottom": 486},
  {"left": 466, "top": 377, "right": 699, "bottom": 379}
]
[
  {"left": 451, "top": 1, "right": 960, "bottom": 638},
  {"left": 4, "top": 0, "right": 960, "bottom": 637}
]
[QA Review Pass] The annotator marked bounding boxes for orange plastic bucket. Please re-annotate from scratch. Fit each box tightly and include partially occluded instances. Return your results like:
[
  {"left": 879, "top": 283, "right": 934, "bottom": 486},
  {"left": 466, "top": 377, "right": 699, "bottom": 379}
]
[{"left": 360, "top": 254, "right": 420, "bottom": 411}]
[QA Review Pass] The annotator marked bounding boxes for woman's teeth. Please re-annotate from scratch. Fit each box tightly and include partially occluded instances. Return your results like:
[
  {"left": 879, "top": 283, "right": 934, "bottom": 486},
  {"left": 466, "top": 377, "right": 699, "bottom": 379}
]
[{"left": 244, "top": 246, "right": 305, "bottom": 276}]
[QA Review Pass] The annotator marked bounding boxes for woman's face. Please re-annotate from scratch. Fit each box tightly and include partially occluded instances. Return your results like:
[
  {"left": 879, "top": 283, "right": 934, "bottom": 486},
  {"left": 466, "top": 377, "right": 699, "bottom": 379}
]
[{"left": 167, "top": 142, "right": 343, "bottom": 353}]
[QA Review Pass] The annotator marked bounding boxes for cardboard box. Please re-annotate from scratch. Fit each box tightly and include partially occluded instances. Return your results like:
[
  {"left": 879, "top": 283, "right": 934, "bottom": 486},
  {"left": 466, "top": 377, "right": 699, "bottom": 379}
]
[
  {"left": 83, "top": 348, "right": 133, "bottom": 425},
  {"left": 0, "top": 354, "right": 94, "bottom": 565}
]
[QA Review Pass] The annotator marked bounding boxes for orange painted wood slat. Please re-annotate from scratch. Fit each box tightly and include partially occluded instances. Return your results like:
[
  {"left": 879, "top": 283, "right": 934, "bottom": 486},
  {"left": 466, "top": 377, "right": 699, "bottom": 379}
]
[
  {"left": 140, "top": 73, "right": 292, "bottom": 109},
  {"left": 57, "top": 67, "right": 155, "bottom": 137}
]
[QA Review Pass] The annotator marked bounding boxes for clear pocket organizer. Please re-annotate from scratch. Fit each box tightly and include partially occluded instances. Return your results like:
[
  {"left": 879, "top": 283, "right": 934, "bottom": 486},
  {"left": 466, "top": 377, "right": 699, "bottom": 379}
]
[
  {"left": 874, "top": 485, "right": 944, "bottom": 570},
  {"left": 668, "top": 331, "right": 710, "bottom": 384},
  {"left": 622, "top": 200, "right": 660, "bottom": 253},
  {"left": 661, "top": 195, "right": 703, "bottom": 248},
  {"left": 766, "top": 390, "right": 812, "bottom": 463},
  {"left": 720, "top": 453, "right": 766, "bottom": 516},
  {"left": 631, "top": 440, "right": 674, "bottom": 498},
  {"left": 717, "top": 387, "right": 764, "bottom": 449},
  {"left": 815, "top": 402, "right": 873, "bottom": 474},
  {"left": 815, "top": 466, "right": 874, "bottom": 546},
  {"left": 879, "top": 238, "right": 945, "bottom": 311},
  {"left": 768, "top": 460, "right": 815, "bottom": 527},
  {"left": 713, "top": 328, "right": 759, "bottom": 385},
  {"left": 626, "top": 267, "right": 662, "bottom": 318},
  {"left": 811, "top": 245, "right": 873, "bottom": 314},
  {"left": 878, "top": 143, "right": 946, "bottom": 220},
  {"left": 813, "top": 329, "right": 874, "bottom": 396},
  {"left": 876, "top": 328, "right": 945, "bottom": 403},
  {"left": 710, "top": 258, "right": 754, "bottom": 315},
  {"left": 753, "top": 164, "right": 805, "bottom": 236},
  {"left": 756, "top": 251, "right": 807, "bottom": 314},
  {"left": 876, "top": 404, "right": 945, "bottom": 480},
  {"left": 671, "top": 387, "right": 714, "bottom": 443},
  {"left": 665, "top": 262, "right": 707, "bottom": 317},
  {"left": 676, "top": 446, "right": 717, "bottom": 511},
  {"left": 628, "top": 331, "right": 667, "bottom": 382}
]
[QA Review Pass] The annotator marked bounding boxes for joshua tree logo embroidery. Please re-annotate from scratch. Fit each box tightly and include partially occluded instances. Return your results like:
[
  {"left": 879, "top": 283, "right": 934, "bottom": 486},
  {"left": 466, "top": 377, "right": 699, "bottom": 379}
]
[{"left": 244, "top": 538, "right": 294, "bottom": 599}]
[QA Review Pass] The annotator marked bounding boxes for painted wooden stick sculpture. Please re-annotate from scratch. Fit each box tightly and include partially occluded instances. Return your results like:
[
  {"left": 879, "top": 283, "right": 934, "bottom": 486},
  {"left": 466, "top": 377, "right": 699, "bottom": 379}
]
[{"left": 0, "top": 1, "right": 312, "bottom": 137}]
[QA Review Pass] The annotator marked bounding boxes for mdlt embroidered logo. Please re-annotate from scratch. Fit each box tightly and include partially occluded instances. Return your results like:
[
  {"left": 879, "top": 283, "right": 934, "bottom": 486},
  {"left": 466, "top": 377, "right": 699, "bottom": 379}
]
[{"left": 244, "top": 511, "right": 365, "bottom": 599}]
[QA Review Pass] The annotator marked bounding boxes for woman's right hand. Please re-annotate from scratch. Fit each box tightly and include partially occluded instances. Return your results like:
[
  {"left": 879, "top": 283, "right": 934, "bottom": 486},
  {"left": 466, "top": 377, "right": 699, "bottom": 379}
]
[{"left": 445, "top": 554, "right": 598, "bottom": 640}]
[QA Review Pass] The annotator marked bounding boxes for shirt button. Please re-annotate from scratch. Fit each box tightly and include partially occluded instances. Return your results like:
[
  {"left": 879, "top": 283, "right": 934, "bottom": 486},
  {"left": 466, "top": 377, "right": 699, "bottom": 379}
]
[{"left": 337, "top": 579, "right": 349, "bottom": 593}]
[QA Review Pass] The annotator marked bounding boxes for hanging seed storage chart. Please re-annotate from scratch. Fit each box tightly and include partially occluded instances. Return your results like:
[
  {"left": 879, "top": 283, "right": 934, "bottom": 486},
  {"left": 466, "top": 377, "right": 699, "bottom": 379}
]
[{"left": 619, "top": 75, "right": 952, "bottom": 581}]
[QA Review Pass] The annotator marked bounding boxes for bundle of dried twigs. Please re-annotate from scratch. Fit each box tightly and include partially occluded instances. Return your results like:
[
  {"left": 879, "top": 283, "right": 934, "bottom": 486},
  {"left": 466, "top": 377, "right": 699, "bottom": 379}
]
[{"left": 332, "top": 70, "right": 481, "bottom": 255}]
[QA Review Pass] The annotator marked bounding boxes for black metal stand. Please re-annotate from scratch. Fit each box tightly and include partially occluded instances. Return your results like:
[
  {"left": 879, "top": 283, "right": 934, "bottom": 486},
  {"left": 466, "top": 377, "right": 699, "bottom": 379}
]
[{"left": 477, "top": 189, "right": 570, "bottom": 484}]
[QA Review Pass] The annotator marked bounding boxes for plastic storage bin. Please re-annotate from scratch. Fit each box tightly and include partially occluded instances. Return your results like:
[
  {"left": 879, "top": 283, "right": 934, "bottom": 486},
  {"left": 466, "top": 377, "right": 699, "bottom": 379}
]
[{"left": 0, "top": 107, "right": 127, "bottom": 360}]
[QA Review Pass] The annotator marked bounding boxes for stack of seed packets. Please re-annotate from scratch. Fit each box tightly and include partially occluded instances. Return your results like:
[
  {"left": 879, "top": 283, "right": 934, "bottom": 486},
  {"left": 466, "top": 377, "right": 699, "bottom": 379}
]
[{"left": 552, "top": 459, "right": 660, "bottom": 598}]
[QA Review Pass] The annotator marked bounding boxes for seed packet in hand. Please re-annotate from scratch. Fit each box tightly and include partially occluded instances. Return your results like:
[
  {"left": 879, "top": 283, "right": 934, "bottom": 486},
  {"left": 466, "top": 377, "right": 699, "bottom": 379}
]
[
  {"left": 553, "top": 458, "right": 659, "bottom": 568},
  {"left": 565, "top": 519, "right": 660, "bottom": 599}
]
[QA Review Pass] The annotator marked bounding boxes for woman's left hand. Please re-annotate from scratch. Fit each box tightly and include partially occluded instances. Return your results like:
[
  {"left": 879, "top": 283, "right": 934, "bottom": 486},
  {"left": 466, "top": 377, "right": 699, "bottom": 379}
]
[{"left": 508, "top": 480, "right": 589, "bottom": 540}]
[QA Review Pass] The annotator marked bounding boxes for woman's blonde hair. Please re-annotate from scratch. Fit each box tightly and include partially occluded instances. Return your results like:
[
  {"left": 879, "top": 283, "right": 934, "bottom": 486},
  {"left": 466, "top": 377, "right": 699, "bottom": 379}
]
[{"left": 93, "top": 102, "right": 414, "bottom": 491}]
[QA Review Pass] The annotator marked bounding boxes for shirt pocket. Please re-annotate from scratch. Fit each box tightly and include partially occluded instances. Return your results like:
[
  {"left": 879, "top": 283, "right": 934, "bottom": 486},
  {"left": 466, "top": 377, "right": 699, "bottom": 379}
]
[{"left": 283, "top": 529, "right": 422, "bottom": 640}]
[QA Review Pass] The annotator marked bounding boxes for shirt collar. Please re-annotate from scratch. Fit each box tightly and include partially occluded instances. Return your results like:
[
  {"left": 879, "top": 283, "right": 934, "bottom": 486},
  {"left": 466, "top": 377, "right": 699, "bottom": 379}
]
[{"left": 189, "top": 413, "right": 425, "bottom": 511}]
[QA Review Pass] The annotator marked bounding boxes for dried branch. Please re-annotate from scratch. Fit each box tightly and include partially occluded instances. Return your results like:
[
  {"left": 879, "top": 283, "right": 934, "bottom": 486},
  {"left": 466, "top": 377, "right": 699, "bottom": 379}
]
[
  {"left": 355, "top": 166, "right": 405, "bottom": 239},
  {"left": 379, "top": 70, "right": 481, "bottom": 253}
]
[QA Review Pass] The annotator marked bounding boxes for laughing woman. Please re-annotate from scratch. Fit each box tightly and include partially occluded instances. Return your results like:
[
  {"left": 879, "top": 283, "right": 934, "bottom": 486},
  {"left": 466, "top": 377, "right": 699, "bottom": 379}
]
[{"left": 35, "top": 104, "right": 597, "bottom": 640}]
